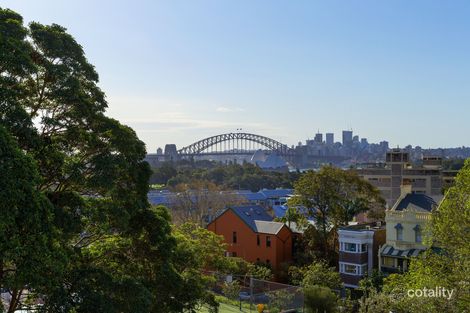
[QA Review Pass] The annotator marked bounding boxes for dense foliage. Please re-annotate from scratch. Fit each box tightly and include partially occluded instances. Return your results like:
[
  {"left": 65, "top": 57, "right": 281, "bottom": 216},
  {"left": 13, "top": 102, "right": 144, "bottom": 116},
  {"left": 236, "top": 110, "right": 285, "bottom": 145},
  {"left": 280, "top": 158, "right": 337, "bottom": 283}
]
[
  {"left": 288, "top": 166, "right": 385, "bottom": 264},
  {"left": 150, "top": 161, "right": 301, "bottom": 191},
  {"left": 289, "top": 260, "right": 342, "bottom": 290},
  {"left": 0, "top": 8, "right": 231, "bottom": 312}
]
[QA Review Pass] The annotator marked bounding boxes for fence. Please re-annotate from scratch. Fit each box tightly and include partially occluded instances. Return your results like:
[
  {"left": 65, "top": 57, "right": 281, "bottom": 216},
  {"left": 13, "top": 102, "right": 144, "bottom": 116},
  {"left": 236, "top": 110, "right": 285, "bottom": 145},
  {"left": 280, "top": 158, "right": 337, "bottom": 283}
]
[{"left": 207, "top": 272, "right": 304, "bottom": 313}]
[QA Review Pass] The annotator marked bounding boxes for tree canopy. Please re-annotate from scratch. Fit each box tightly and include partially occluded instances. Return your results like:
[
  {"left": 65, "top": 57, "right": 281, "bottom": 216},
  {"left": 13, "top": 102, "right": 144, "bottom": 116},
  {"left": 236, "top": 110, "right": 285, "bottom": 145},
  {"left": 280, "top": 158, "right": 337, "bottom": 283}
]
[
  {"left": 0, "top": 7, "right": 229, "bottom": 312},
  {"left": 288, "top": 166, "right": 384, "bottom": 263},
  {"left": 150, "top": 161, "right": 301, "bottom": 191}
]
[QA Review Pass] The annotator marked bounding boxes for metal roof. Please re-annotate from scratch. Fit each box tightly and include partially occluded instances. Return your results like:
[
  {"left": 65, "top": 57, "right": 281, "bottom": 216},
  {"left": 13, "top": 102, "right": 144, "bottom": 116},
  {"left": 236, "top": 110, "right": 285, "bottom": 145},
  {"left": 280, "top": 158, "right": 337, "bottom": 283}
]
[
  {"left": 381, "top": 245, "right": 423, "bottom": 258},
  {"left": 235, "top": 191, "right": 267, "bottom": 201},
  {"left": 253, "top": 220, "right": 285, "bottom": 235},
  {"left": 230, "top": 205, "right": 274, "bottom": 232},
  {"left": 272, "top": 205, "right": 288, "bottom": 217},
  {"left": 259, "top": 189, "right": 293, "bottom": 198},
  {"left": 394, "top": 193, "right": 437, "bottom": 212}
]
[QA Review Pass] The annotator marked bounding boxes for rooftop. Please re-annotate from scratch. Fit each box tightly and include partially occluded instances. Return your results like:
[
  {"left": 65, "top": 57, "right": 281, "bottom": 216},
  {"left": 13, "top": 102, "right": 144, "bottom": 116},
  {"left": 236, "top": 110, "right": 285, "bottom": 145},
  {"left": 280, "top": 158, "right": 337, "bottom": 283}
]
[
  {"left": 253, "top": 220, "right": 285, "bottom": 235},
  {"left": 259, "top": 188, "right": 293, "bottom": 198},
  {"left": 229, "top": 205, "right": 274, "bottom": 232},
  {"left": 339, "top": 222, "right": 385, "bottom": 232},
  {"left": 393, "top": 193, "right": 438, "bottom": 212}
]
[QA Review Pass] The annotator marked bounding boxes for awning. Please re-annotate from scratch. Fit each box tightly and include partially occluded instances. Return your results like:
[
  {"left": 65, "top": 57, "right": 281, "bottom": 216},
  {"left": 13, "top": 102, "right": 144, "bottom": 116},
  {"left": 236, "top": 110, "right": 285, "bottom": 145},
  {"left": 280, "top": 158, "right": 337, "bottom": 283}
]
[{"left": 381, "top": 245, "right": 423, "bottom": 258}]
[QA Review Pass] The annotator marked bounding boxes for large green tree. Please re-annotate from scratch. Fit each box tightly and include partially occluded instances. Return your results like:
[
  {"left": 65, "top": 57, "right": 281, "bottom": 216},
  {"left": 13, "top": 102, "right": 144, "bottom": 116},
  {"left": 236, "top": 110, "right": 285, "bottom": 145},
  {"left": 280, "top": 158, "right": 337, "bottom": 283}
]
[
  {"left": 0, "top": 7, "right": 223, "bottom": 312},
  {"left": 0, "top": 125, "right": 65, "bottom": 313},
  {"left": 289, "top": 260, "right": 342, "bottom": 290},
  {"left": 288, "top": 166, "right": 384, "bottom": 263}
]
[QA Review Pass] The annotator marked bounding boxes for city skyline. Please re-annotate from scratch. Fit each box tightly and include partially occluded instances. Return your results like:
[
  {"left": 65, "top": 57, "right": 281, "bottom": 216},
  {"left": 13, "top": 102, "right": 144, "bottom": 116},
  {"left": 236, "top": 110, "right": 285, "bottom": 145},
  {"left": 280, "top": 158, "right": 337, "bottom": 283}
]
[{"left": 3, "top": 0, "right": 470, "bottom": 150}]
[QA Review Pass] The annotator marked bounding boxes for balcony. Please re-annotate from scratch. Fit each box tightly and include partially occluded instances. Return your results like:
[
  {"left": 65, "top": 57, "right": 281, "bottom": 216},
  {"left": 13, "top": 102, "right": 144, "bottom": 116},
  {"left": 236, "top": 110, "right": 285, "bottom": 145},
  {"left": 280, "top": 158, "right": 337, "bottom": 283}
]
[
  {"left": 339, "top": 252, "right": 368, "bottom": 264},
  {"left": 386, "top": 211, "right": 431, "bottom": 221}
]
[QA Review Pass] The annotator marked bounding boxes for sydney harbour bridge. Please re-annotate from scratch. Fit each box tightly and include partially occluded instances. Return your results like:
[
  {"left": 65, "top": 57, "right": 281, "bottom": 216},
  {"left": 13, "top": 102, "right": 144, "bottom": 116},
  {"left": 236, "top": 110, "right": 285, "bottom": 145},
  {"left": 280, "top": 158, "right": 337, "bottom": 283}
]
[{"left": 146, "top": 132, "right": 348, "bottom": 169}]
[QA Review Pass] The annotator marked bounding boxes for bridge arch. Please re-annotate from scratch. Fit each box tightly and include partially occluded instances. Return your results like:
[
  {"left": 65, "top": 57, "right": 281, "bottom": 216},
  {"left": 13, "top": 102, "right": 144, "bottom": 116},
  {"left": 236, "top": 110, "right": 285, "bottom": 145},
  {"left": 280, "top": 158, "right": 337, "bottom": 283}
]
[{"left": 177, "top": 132, "right": 294, "bottom": 156}]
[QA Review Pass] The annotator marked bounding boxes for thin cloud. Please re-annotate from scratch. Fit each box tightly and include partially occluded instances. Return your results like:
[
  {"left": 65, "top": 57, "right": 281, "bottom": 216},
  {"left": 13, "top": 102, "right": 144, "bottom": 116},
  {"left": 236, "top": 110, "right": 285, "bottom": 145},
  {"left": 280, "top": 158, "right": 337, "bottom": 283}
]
[{"left": 216, "top": 106, "right": 245, "bottom": 113}]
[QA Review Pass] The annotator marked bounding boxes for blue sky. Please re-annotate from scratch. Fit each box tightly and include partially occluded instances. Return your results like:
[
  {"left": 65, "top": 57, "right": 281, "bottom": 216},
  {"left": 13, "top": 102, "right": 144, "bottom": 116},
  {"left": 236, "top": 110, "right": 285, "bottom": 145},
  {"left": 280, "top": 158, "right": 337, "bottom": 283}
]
[{"left": 3, "top": 0, "right": 470, "bottom": 151}]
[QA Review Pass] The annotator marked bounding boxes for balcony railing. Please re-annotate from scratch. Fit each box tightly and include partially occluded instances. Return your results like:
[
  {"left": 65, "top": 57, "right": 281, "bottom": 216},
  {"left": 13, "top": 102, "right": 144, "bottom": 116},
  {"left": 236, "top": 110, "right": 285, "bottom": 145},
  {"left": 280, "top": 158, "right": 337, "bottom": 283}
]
[{"left": 386, "top": 211, "right": 431, "bottom": 221}]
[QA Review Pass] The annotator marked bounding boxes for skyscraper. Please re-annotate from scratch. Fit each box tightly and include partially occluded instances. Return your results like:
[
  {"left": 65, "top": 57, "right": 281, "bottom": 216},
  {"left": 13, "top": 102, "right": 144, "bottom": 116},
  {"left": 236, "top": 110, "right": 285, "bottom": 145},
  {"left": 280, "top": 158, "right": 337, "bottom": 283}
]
[
  {"left": 314, "top": 132, "right": 323, "bottom": 143},
  {"left": 326, "top": 133, "right": 334, "bottom": 145},
  {"left": 342, "top": 130, "right": 353, "bottom": 147}
]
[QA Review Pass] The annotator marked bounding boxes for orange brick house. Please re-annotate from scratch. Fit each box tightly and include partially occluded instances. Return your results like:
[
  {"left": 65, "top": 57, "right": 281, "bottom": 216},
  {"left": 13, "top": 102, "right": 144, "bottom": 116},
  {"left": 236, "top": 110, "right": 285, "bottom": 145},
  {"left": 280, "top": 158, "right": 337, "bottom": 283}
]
[{"left": 207, "top": 205, "right": 293, "bottom": 272}]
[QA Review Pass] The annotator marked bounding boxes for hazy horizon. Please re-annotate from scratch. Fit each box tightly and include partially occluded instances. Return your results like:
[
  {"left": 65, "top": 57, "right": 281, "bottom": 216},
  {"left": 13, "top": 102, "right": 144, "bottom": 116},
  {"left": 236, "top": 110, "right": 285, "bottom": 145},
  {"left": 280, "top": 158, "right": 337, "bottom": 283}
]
[{"left": 3, "top": 0, "right": 470, "bottom": 151}]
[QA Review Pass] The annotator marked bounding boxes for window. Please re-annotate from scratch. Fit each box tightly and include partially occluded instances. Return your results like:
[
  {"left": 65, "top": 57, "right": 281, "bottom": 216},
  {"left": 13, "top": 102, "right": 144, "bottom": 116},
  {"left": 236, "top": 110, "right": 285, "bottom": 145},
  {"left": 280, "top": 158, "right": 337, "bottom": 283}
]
[
  {"left": 257, "top": 235, "right": 260, "bottom": 246},
  {"left": 344, "top": 243, "right": 357, "bottom": 252},
  {"left": 266, "top": 259, "right": 271, "bottom": 267},
  {"left": 232, "top": 231, "right": 237, "bottom": 244},
  {"left": 266, "top": 236, "right": 271, "bottom": 247},
  {"left": 414, "top": 225, "right": 422, "bottom": 243},
  {"left": 340, "top": 242, "right": 368, "bottom": 253},
  {"left": 232, "top": 252, "right": 237, "bottom": 257},
  {"left": 395, "top": 223, "right": 403, "bottom": 241},
  {"left": 397, "top": 228, "right": 403, "bottom": 241},
  {"left": 340, "top": 263, "right": 368, "bottom": 276},
  {"left": 344, "top": 264, "right": 357, "bottom": 274},
  {"left": 383, "top": 257, "right": 395, "bottom": 267},
  {"left": 340, "top": 263, "right": 358, "bottom": 275}
]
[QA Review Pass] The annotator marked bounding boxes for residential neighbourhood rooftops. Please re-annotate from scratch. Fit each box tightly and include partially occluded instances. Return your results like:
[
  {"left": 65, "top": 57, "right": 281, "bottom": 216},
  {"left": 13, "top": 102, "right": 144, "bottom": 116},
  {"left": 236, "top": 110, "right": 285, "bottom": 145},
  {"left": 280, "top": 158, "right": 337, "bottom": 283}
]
[
  {"left": 272, "top": 204, "right": 288, "bottom": 217},
  {"left": 259, "top": 188, "right": 293, "bottom": 198},
  {"left": 235, "top": 190, "right": 268, "bottom": 201},
  {"left": 147, "top": 188, "right": 291, "bottom": 206}
]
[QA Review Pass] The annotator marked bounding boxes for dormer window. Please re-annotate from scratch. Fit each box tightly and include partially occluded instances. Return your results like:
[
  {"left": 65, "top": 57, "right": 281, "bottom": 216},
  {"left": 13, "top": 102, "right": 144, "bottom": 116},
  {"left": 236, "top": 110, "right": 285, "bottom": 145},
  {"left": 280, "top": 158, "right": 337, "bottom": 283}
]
[
  {"left": 414, "top": 225, "right": 422, "bottom": 243},
  {"left": 395, "top": 223, "right": 403, "bottom": 241}
]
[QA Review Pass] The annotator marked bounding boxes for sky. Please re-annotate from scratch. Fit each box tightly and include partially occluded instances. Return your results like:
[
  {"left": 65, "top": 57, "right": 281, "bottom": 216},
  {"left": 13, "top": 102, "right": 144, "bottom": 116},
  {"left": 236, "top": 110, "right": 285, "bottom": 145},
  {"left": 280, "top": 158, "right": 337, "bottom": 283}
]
[{"left": 2, "top": 0, "right": 470, "bottom": 151}]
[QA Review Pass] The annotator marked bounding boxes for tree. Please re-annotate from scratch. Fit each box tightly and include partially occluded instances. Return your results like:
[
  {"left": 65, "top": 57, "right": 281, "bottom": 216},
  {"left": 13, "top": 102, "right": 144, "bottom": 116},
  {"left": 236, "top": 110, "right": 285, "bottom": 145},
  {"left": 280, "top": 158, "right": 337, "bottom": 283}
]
[
  {"left": 304, "top": 286, "right": 338, "bottom": 313},
  {"left": 1, "top": 7, "right": 229, "bottom": 312},
  {"left": 289, "top": 166, "right": 384, "bottom": 263},
  {"left": 222, "top": 281, "right": 242, "bottom": 300},
  {"left": 358, "top": 270, "right": 386, "bottom": 294},
  {"left": 169, "top": 180, "right": 244, "bottom": 226},
  {"left": 150, "top": 162, "right": 177, "bottom": 184},
  {"left": 0, "top": 126, "right": 66, "bottom": 313},
  {"left": 431, "top": 159, "right": 470, "bottom": 259},
  {"left": 289, "top": 261, "right": 342, "bottom": 290},
  {"left": 154, "top": 161, "right": 301, "bottom": 191},
  {"left": 267, "top": 289, "right": 295, "bottom": 313},
  {"left": 172, "top": 221, "right": 238, "bottom": 274},
  {"left": 358, "top": 289, "right": 395, "bottom": 313}
]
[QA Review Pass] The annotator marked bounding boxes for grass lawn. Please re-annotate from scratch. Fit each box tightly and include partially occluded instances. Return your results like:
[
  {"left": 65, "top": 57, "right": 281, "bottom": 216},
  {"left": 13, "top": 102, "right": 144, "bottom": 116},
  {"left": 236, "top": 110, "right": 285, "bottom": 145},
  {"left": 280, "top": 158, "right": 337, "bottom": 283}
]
[{"left": 197, "top": 302, "right": 251, "bottom": 313}]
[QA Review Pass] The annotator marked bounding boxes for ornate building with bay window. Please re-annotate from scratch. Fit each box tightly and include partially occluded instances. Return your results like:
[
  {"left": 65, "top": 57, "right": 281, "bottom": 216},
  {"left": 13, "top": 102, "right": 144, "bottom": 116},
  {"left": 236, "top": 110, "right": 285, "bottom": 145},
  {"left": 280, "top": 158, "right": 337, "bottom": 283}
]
[{"left": 379, "top": 185, "right": 440, "bottom": 274}]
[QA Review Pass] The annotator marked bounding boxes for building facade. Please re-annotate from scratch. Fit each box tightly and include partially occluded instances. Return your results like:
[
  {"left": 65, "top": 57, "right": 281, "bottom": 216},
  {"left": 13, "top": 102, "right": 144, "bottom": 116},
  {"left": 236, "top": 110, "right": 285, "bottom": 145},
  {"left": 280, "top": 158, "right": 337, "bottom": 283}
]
[
  {"left": 357, "top": 149, "right": 454, "bottom": 207},
  {"left": 379, "top": 186, "right": 439, "bottom": 274},
  {"left": 338, "top": 223, "right": 386, "bottom": 288},
  {"left": 206, "top": 205, "right": 293, "bottom": 272}
]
